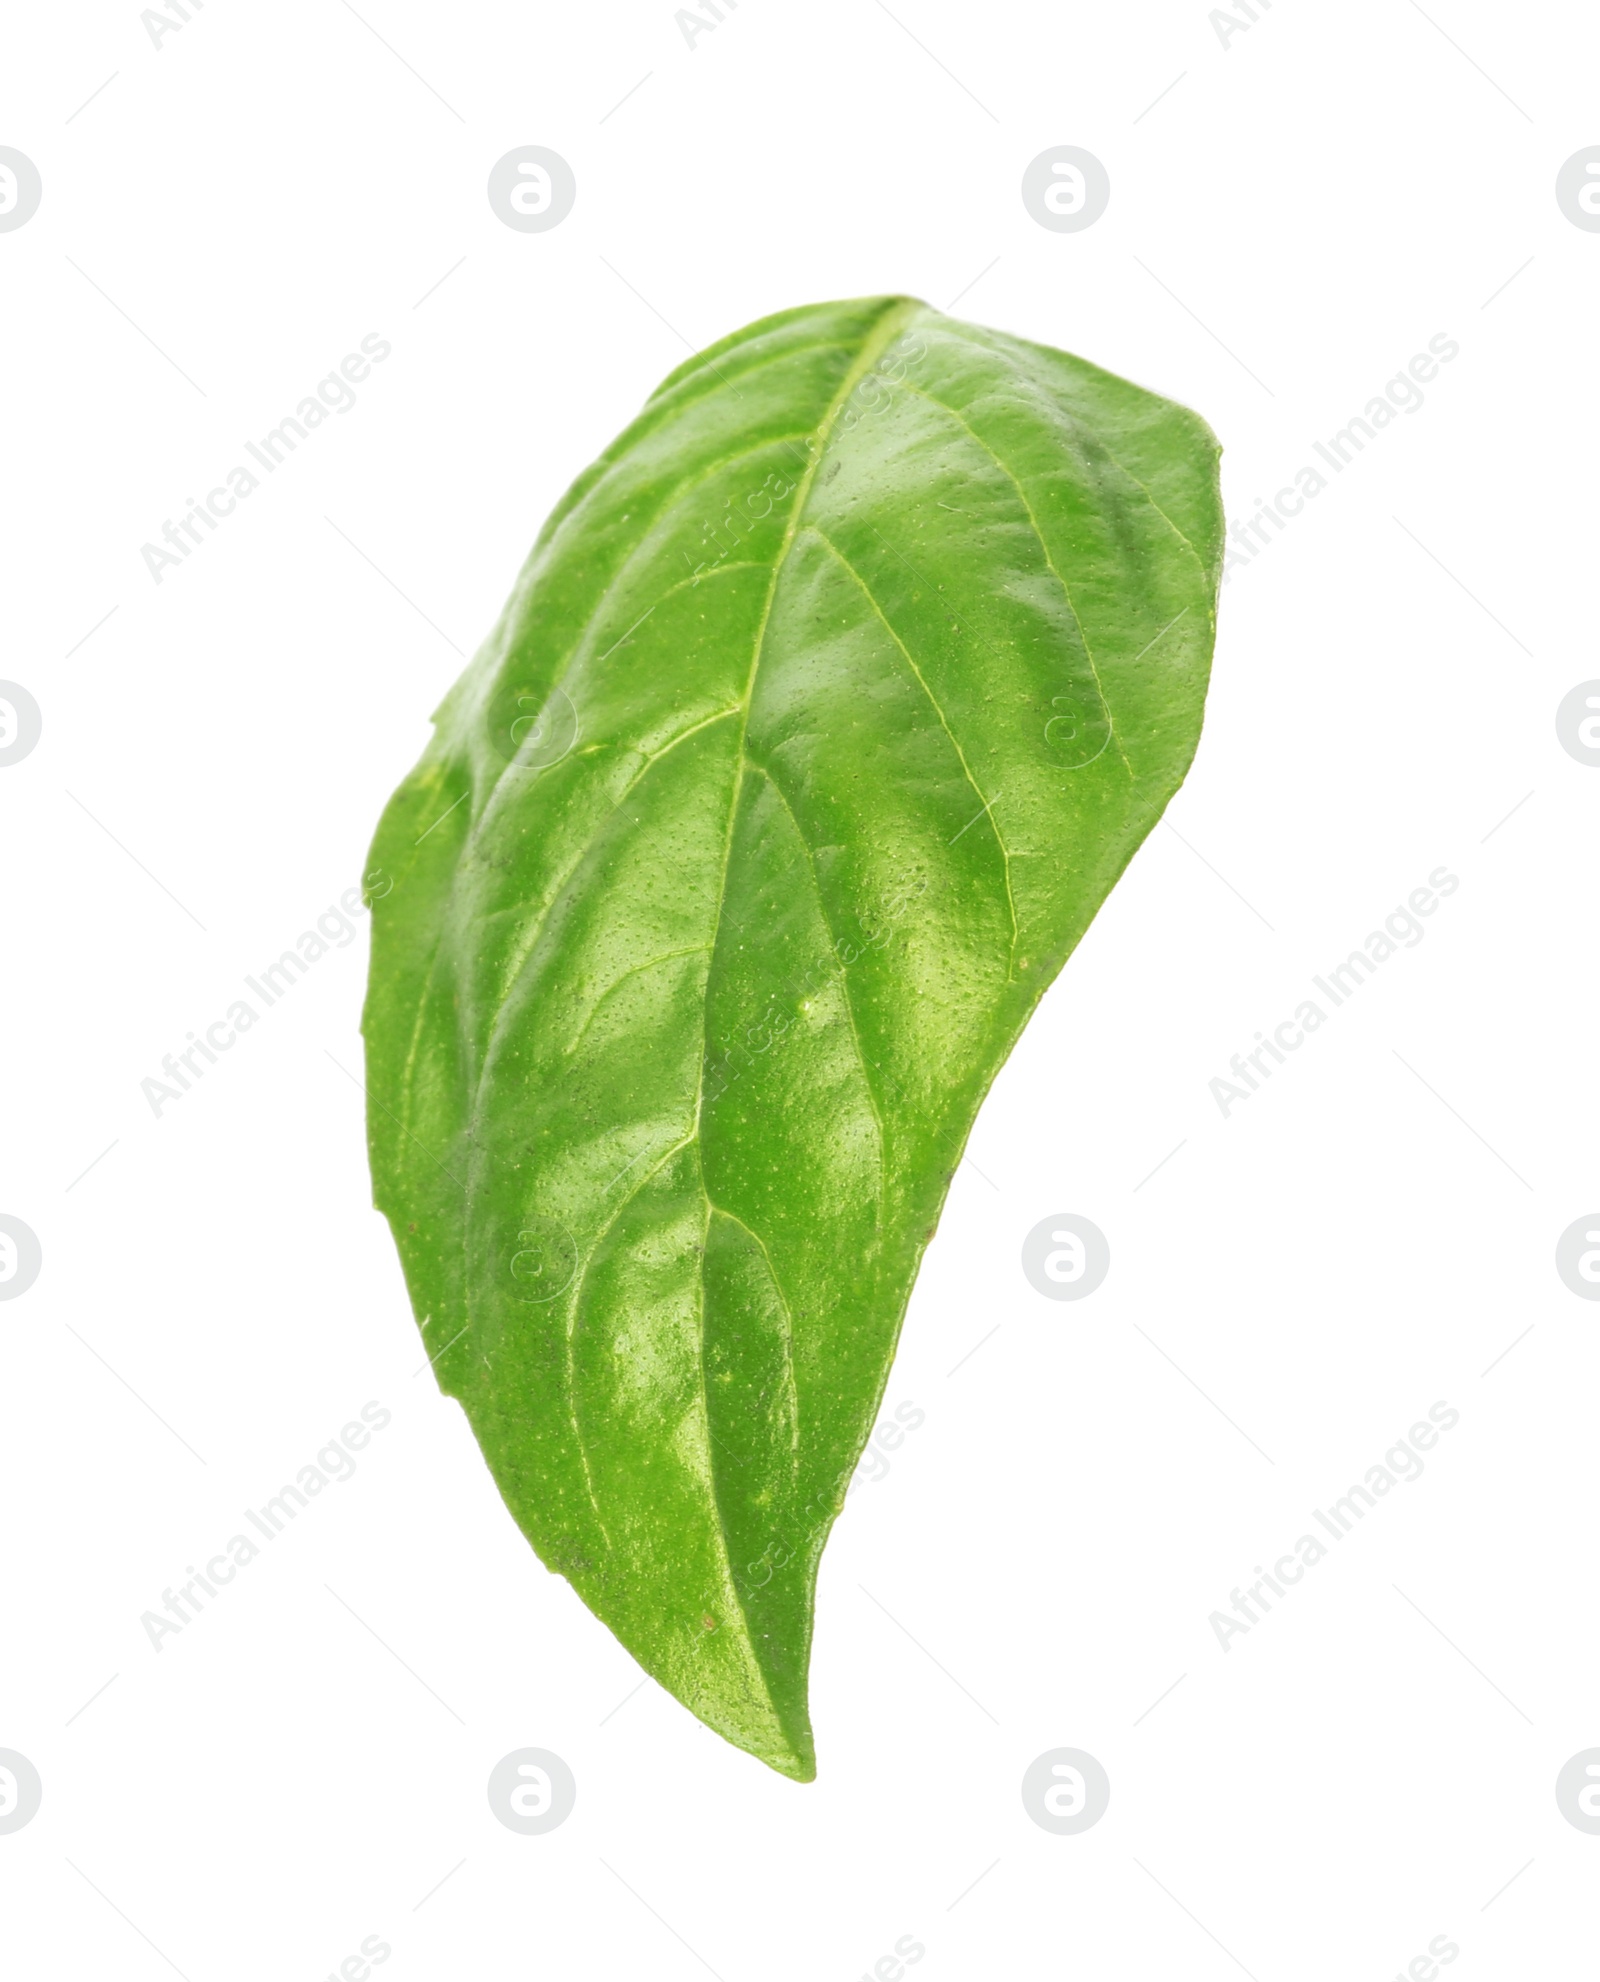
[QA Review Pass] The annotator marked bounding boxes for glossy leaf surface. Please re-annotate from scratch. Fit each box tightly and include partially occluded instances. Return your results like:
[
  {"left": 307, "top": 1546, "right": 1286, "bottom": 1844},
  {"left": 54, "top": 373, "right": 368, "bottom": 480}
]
[{"left": 362, "top": 296, "right": 1222, "bottom": 1777}]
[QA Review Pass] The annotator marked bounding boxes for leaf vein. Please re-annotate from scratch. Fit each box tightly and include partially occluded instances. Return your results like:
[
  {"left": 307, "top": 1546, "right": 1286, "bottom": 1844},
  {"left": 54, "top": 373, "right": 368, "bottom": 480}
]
[
  {"left": 562, "top": 945, "right": 714, "bottom": 1063},
  {"left": 557, "top": 1126, "right": 705, "bottom": 1547},
  {"left": 965, "top": 325, "right": 1213, "bottom": 577},
  {"left": 706, "top": 1202, "right": 800, "bottom": 1461},
  {"left": 804, "top": 523, "right": 1020, "bottom": 969},
  {"left": 645, "top": 335, "right": 856, "bottom": 418},
  {"left": 740, "top": 754, "right": 890, "bottom": 1196},
  {"left": 476, "top": 705, "right": 743, "bottom": 1096},
  {"left": 893, "top": 376, "right": 1135, "bottom": 778}
]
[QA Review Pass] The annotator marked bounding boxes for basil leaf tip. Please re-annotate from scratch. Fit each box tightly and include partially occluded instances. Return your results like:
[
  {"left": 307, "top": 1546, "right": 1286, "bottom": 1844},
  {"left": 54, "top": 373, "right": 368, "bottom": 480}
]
[{"left": 361, "top": 295, "right": 1222, "bottom": 1778}]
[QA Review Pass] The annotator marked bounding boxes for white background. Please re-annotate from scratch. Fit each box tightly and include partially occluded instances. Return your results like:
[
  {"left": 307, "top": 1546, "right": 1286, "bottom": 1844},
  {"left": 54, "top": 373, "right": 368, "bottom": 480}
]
[{"left": 3, "top": 1, "right": 1596, "bottom": 1976}]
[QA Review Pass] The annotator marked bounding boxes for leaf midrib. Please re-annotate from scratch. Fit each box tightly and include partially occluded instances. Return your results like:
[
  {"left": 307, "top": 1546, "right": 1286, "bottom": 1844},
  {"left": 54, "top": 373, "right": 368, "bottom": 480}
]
[
  {"left": 689, "top": 296, "right": 925, "bottom": 1157},
  {"left": 676, "top": 296, "right": 924, "bottom": 1718}
]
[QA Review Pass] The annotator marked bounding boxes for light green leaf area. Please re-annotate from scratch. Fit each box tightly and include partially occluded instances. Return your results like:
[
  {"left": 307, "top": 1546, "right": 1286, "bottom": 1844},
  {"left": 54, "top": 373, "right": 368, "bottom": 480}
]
[{"left": 362, "top": 296, "right": 1222, "bottom": 1778}]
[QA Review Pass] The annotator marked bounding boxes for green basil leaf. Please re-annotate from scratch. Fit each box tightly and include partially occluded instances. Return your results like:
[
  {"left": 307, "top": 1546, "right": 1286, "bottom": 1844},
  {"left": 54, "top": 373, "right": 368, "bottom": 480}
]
[{"left": 362, "top": 296, "right": 1222, "bottom": 1778}]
